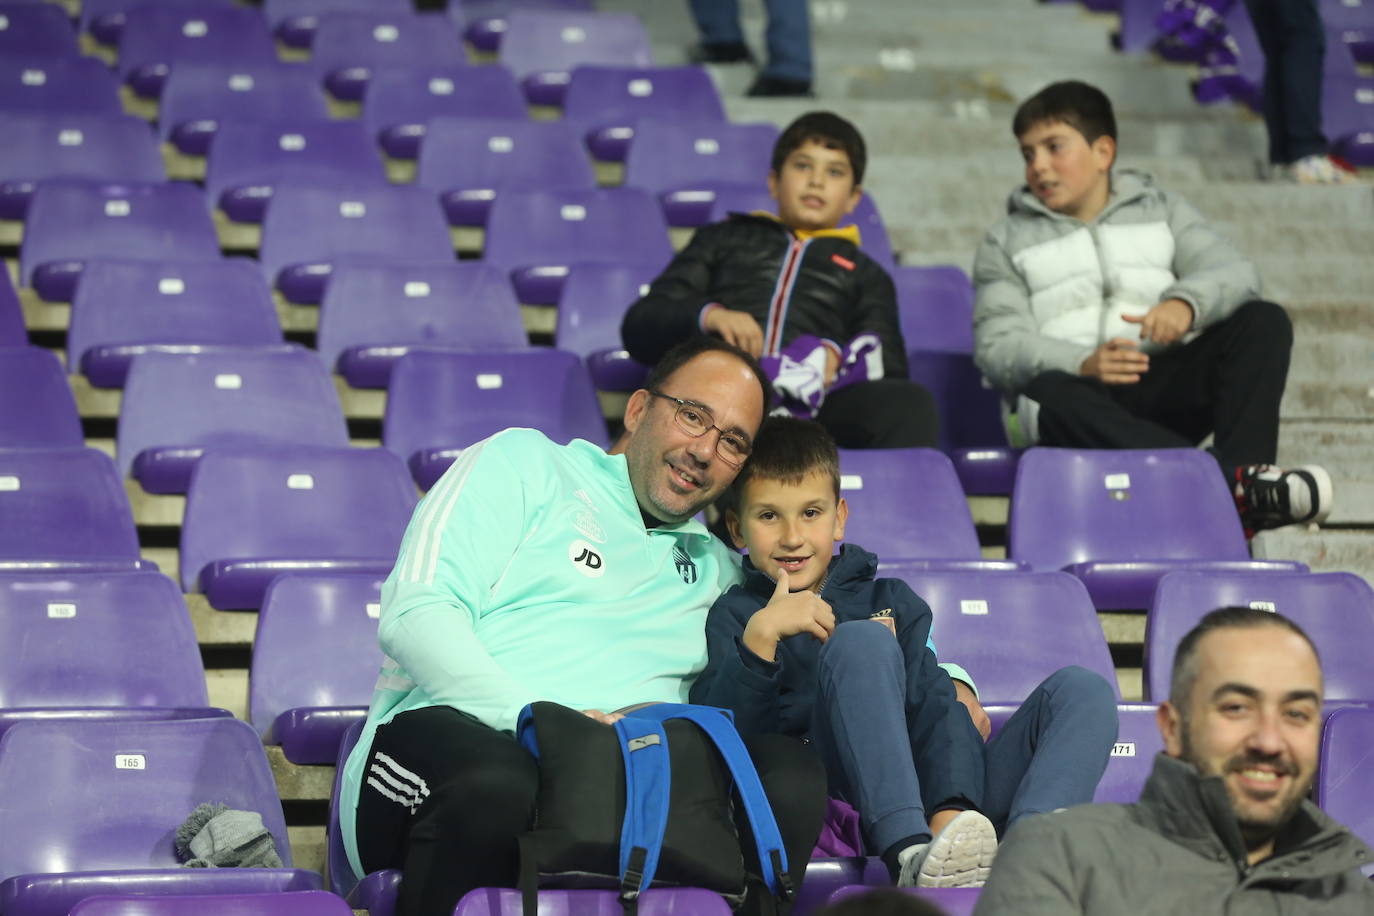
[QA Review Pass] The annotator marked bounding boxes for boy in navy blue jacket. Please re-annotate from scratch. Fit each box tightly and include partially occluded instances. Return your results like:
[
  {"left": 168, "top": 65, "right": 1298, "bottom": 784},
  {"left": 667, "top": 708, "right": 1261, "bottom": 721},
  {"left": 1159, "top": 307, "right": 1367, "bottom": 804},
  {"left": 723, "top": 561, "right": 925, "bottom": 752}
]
[{"left": 691, "top": 417, "right": 1118, "bottom": 888}]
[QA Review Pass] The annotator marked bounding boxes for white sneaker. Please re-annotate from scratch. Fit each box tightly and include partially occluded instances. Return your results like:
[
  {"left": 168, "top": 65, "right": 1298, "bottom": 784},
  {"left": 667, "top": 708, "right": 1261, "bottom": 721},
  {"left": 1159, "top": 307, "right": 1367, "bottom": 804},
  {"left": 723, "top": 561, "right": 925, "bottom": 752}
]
[
  {"left": 896, "top": 810, "right": 998, "bottom": 888},
  {"left": 1287, "top": 154, "right": 1356, "bottom": 185},
  {"left": 1235, "top": 464, "right": 1334, "bottom": 534}
]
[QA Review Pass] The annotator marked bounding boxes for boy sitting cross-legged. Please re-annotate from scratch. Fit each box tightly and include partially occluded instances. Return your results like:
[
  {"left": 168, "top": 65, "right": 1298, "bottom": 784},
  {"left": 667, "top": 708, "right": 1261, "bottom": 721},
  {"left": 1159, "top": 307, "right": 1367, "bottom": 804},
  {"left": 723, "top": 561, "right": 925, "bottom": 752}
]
[{"left": 690, "top": 417, "right": 1119, "bottom": 887}]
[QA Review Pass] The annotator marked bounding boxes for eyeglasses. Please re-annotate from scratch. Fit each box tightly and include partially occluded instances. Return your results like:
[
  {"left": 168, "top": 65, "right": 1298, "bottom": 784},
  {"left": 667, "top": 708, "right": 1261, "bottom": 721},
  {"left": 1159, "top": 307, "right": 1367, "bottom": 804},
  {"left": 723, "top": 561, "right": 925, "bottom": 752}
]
[{"left": 647, "top": 390, "right": 753, "bottom": 468}]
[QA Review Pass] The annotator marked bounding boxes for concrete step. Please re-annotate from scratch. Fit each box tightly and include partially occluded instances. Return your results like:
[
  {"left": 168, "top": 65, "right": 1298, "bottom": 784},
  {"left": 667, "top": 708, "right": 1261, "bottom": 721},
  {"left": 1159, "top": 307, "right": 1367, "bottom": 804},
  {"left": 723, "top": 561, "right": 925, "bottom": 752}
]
[
  {"left": 1252, "top": 529, "right": 1374, "bottom": 587},
  {"left": 1276, "top": 421, "right": 1374, "bottom": 526}
]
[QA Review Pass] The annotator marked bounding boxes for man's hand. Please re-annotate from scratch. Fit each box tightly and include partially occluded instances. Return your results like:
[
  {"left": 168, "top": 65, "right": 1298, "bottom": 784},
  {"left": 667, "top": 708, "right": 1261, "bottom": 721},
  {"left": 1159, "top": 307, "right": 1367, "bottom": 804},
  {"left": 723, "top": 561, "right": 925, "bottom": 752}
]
[
  {"left": 954, "top": 679, "right": 991, "bottom": 741},
  {"left": 1122, "top": 298, "right": 1193, "bottom": 345},
  {"left": 741, "top": 570, "right": 836, "bottom": 662},
  {"left": 703, "top": 307, "right": 764, "bottom": 356},
  {"left": 580, "top": 709, "right": 625, "bottom": 725},
  {"left": 1080, "top": 337, "right": 1149, "bottom": 384}
]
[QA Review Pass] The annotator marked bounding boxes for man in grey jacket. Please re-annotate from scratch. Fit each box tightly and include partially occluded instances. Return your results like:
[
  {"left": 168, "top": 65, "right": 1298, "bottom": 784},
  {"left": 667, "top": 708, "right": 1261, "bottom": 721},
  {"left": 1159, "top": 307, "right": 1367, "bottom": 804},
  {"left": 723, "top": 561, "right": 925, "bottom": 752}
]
[
  {"left": 972, "top": 80, "right": 1332, "bottom": 536},
  {"left": 973, "top": 606, "right": 1374, "bottom": 915}
]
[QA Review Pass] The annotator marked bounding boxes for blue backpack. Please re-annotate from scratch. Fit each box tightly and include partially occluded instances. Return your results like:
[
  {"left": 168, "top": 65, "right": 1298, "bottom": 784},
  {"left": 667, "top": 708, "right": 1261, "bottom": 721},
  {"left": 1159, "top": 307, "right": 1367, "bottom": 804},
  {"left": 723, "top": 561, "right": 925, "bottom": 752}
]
[{"left": 516, "top": 701, "right": 794, "bottom": 914}]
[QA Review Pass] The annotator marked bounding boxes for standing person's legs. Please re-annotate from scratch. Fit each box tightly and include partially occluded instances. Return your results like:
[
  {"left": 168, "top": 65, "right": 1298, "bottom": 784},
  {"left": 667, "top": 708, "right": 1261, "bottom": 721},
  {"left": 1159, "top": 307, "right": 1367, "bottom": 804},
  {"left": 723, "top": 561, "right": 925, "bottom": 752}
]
[
  {"left": 737, "top": 733, "right": 828, "bottom": 915},
  {"left": 760, "top": 0, "right": 812, "bottom": 83},
  {"left": 689, "top": 0, "right": 746, "bottom": 47},
  {"left": 980, "top": 667, "right": 1118, "bottom": 833},
  {"left": 355, "top": 706, "right": 540, "bottom": 916},
  {"left": 815, "top": 379, "right": 941, "bottom": 449},
  {"left": 1243, "top": 0, "right": 1329, "bottom": 165}
]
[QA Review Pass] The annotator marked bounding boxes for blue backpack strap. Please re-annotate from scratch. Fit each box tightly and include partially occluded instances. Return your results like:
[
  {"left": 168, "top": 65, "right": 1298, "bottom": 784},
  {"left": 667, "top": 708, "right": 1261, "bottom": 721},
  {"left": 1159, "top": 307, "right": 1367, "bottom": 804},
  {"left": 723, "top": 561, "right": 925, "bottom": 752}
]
[
  {"left": 515, "top": 704, "right": 539, "bottom": 758},
  {"left": 628, "top": 703, "right": 793, "bottom": 900},
  {"left": 613, "top": 714, "right": 671, "bottom": 908}
]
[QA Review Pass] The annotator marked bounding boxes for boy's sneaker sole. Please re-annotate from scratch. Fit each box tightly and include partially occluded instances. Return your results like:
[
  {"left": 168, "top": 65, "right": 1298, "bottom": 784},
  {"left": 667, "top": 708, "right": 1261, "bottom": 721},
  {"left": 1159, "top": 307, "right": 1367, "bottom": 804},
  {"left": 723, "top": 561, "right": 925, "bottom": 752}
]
[{"left": 898, "top": 809, "right": 998, "bottom": 888}]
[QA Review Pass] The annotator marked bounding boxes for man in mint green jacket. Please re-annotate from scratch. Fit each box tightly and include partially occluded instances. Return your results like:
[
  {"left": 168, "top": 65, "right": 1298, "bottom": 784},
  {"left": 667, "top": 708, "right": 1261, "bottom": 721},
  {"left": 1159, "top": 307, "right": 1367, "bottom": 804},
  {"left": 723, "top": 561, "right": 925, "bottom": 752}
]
[{"left": 339, "top": 338, "right": 827, "bottom": 916}]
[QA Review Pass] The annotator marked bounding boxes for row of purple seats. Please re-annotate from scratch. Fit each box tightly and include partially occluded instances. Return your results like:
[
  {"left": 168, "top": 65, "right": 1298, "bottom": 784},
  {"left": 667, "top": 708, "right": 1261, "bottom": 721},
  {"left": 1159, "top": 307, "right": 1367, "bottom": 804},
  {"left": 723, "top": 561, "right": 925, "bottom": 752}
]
[
  {"left": 0, "top": 57, "right": 124, "bottom": 115},
  {"left": 448, "top": 0, "right": 593, "bottom": 54}
]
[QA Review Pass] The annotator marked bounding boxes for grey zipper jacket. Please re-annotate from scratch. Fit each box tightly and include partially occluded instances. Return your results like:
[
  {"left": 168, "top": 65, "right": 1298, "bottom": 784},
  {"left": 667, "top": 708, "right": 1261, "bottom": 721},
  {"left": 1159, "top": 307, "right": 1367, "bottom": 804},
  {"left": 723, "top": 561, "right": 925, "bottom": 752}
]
[
  {"left": 973, "top": 754, "right": 1374, "bottom": 915},
  {"left": 972, "top": 169, "right": 1262, "bottom": 398}
]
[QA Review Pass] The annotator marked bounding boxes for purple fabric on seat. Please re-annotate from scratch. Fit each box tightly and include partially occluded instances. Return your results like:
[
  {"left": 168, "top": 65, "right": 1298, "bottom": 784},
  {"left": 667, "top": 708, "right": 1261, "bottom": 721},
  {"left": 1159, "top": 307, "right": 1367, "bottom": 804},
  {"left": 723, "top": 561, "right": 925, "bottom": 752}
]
[
  {"left": 0, "top": 113, "right": 165, "bottom": 221},
  {"left": 705, "top": 185, "right": 897, "bottom": 272},
  {"left": 1316, "top": 706, "right": 1374, "bottom": 867},
  {"left": 205, "top": 119, "right": 388, "bottom": 223},
  {"left": 258, "top": 184, "right": 456, "bottom": 304},
  {"left": 79, "top": 0, "right": 236, "bottom": 46},
  {"left": 68, "top": 259, "right": 284, "bottom": 388},
  {"left": 622, "top": 121, "right": 778, "bottom": 226},
  {"left": 416, "top": 117, "right": 596, "bottom": 228},
  {"left": 0, "top": 346, "right": 84, "bottom": 448},
  {"left": 562, "top": 66, "right": 724, "bottom": 162},
  {"left": 1009, "top": 448, "right": 1306, "bottom": 609},
  {"left": 69, "top": 891, "right": 355, "bottom": 916},
  {"left": 118, "top": 347, "right": 350, "bottom": 494},
  {"left": 554, "top": 261, "right": 661, "bottom": 391},
  {"left": 0, "top": 448, "right": 144, "bottom": 572},
  {"left": 0, "top": 2, "right": 78, "bottom": 57},
  {"left": 1145, "top": 570, "right": 1374, "bottom": 702},
  {"left": 311, "top": 11, "right": 466, "bottom": 102},
  {"left": 250, "top": 572, "right": 385, "bottom": 764},
  {"left": 20, "top": 180, "right": 222, "bottom": 302},
  {"left": 264, "top": 0, "right": 411, "bottom": 49},
  {"left": 824, "top": 886, "right": 981, "bottom": 916},
  {"left": 180, "top": 445, "right": 417, "bottom": 609},
  {"left": 318, "top": 262, "right": 526, "bottom": 388},
  {"left": 159, "top": 63, "right": 331, "bottom": 157},
  {"left": 0, "top": 718, "right": 321, "bottom": 916},
  {"left": 483, "top": 187, "right": 671, "bottom": 304},
  {"left": 453, "top": 889, "right": 734, "bottom": 915},
  {"left": 0, "top": 57, "right": 122, "bottom": 117},
  {"left": 877, "top": 569, "right": 1120, "bottom": 703},
  {"left": 497, "top": 11, "right": 651, "bottom": 106},
  {"left": 362, "top": 66, "right": 526, "bottom": 160},
  {"left": 384, "top": 348, "right": 608, "bottom": 489},
  {"left": 117, "top": 5, "right": 278, "bottom": 99}
]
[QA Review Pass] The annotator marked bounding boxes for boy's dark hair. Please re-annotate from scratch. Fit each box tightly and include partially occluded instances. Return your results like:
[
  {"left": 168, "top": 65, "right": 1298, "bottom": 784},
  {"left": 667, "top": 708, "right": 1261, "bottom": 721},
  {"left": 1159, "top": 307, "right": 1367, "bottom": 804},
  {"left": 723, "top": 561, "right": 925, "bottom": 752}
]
[
  {"left": 1169, "top": 606, "right": 1321, "bottom": 709},
  {"left": 642, "top": 336, "right": 772, "bottom": 414},
  {"left": 1012, "top": 80, "right": 1118, "bottom": 145},
  {"left": 770, "top": 111, "right": 867, "bottom": 186},
  {"left": 725, "top": 416, "right": 840, "bottom": 514}
]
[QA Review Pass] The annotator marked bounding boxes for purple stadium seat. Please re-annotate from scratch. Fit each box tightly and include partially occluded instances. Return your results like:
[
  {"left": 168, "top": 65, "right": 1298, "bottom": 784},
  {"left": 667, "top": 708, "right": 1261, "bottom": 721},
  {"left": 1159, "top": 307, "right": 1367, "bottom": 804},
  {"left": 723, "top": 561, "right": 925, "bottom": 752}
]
[
  {"left": 117, "top": 347, "right": 351, "bottom": 494},
  {"left": 705, "top": 185, "right": 897, "bottom": 272},
  {"left": 417, "top": 118, "right": 596, "bottom": 229},
  {"left": 384, "top": 348, "right": 609, "bottom": 489},
  {"left": 483, "top": 187, "right": 672, "bottom": 304},
  {"left": 622, "top": 121, "right": 779, "bottom": 226},
  {"left": 79, "top": 0, "right": 236, "bottom": 47},
  {"left": 265, "top": 0, "right": 411, "bottom": 49},
  {"left": 791, "top": 859, "right": 889, "bottom": 915},
  {"left": 117, "top": 5, "right": 279, "bottom": 99},
  {"left": 20, "top": 180, "right": 222, "bottom": 302},
  {"left": 0, "top": 113, "right": 165, "bottom": 221},
  {"left": 179, "top": 445, "right": 417, "bottom": 610},
  {"left": 0, "top": 448, "right": 153, "bottom": 574},
  {"left": 68, "top": 258, "right": 284, "bottom": 388},
  {"left": 837, "top": 448, "right": 1020, "bottom": 570},
  {"left": 250, "top": 572, "right": 384, "bottom": 765},
  {"left": 257, "top": 183, "right": 456, "bottom": 304},
  {"left": 453, "top": 889, "right": 733, "bottom": 915},
  {"left": 69, "top": 891, "right": 355, "bottom": 916},
  {"left": 0, "top": 571, "right": 228, "bottom": 740},
  {"left": 1316, "top": 706, "right": 1374, "bottom": 871},
  {"left": 0, "top": 271, "right": 24, "bottom": 344},
  {"left": 1092, "top": 705, "right": 1162, "bottom": 803},
  {"left": 1111, "top": 0, "right": 1163, "bottom": 54},
  {"left": 562, "top": 66, "right": 724, "bottom": 162},
  {"left": 1323, "top": 0, "right": 1374, "bottom": 63},
  {"left": 362, "top": 65, "right": 527, "bottom": 160},
  {"left": 0, "top": 718, "right": 322, "bottom": 916},
  {"left": 895, "top": 264, "right": 974, "bottom": 353},
  {"left": 0, "top": 2, "right": 78, "bottom": 57},
  {"left": 451, "top": 0, "right": 595, "bottom": 53},
  {"left": 824, "top": 886, "right": 980, "bottom": 916},
  {"left": 0, "top": 57, "right": 122, "bottom": 116},
  {"left": 1009, "top": 448, "right": 1307, "bottom": 609},
  {"left": 158, "top": 63, "right": 331, "bottom": 157},
  {"left": 311, "top": 11, "right": 467, "bottom": 102},
  {"left": 317, "top": 261, "right": 527, "bottom": 388},
  {"left": 497, "top": 11, "right": 652, "bottom": 106},
  {"left": 205, "top": 119, "right": 388, "bottom": 223},
  {"left": 876, "top": 569, "right": 1119, "bottom": 703},
  {"left": 0, "top": 346, "right": 83, "bottom": 448},
  {"left": 1323, "top": 75, "right": 1374, "bottom": 166},
  {"left": 553, "top": 261, "right": 660, "bottom": 391},
  {"left": 1144, "top": 570, "right": 1374, "bottom": 702}
]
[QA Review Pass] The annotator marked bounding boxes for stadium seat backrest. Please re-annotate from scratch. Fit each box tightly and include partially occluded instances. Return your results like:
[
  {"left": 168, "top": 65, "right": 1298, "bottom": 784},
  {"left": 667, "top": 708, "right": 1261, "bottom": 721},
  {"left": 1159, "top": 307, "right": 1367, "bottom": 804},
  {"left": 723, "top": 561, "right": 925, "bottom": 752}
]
[
  {"left": 0, "top": 448, "right": 142, "bottom": 566},
  {"left": 310, "top": 9, "right": 465, "bottom": 75},
  {"left": 0, "top": 1, "right": 79, "bottom": 56},
  {"left": 0, "top": 113, "right": 165, "bottom": 218},
  {"left": 837, "top": 448, "right": 983, "bottom": 561},
  {"left": 158, "top": 63, "right": 331, "bottom": 151},
  {"left": 482, "top": 187, "right": 672, "bottom": 272},
  {"left": 562, "top": 65, "right": 724, "bottom": 126},
  {"left": 622, "top": 120, "right": 778, "bottom": 194},
  {"left": 68, "top": 890, "right": 355, "bottom": 916},
  {"left": 416, "top": 117, "right": 596, "bottom": 202},
  {"left": 554, "top": 261, "right": 665, "bottom": 358},
  {"left": 497, "top": 11, "right": 651, "bottom": 79},
  {"left": 362, "top": 65, "right": 526, "bottom": 157},
  {"left": 265, "top": 0, "right": 410, "bottom": 48},
  {"left": 0, "top": 57, "right": 122, "bottom": 116},
  {"left": 117, "top": 5, "right": 278, "bottom": 84},
  {"left": 205, "top": 118, "right": 388, "bottom": 210},
  {"left": 1316, "top": 706, "right": 1374, "bottom": 857},
  {"left": 0, "top": 345, "right": 84, "bottom": 448}
]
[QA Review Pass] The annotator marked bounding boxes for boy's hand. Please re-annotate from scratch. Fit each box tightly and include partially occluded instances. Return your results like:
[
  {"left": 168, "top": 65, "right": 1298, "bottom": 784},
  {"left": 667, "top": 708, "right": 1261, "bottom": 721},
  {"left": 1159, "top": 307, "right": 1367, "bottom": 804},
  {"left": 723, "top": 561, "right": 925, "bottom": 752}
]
[
  {"left": 1122, "top": 298, "right": 1193, "bottom": 345},
  {"left": 741, "top": 570, "right": 836, "bottom": 662},
  {"left": 580, "top": 709, "right": 625, "bottom": 725},
  {"left": 703, "top": 307, "right": 764, "bottom": 356},
  {"left": 953, "top": 680, "right": 991, "bottom": 741},
  {"left": 1080, "top": 337, "right": 1149, "bottom": 384}
]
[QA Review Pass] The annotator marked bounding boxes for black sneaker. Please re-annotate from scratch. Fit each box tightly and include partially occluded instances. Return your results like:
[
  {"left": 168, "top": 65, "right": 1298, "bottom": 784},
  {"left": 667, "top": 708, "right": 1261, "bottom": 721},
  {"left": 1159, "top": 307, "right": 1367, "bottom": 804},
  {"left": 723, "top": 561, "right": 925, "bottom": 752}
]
[
  {"left": 745, "top": 75, "right": 813, "bottom": 97},
  {"left": 687, "top": 41, "right": 755, "bottom": 65},
  {"left": 1234, "top": 464, "right": 1333, "bottom": 535}
]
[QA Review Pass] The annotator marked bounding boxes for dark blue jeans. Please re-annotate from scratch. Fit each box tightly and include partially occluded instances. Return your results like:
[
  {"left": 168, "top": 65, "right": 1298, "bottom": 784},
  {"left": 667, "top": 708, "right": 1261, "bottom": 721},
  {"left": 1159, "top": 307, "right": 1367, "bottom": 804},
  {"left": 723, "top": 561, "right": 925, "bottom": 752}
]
[
  {"left": 810, "top": 621, "right": 1118, "bottom": 854},
  {"left": 688, "top": 0, "right": 812, "bottom": 82},
  {"left": 1243, "top": 0, "right": 1329, "bottom": 164}
]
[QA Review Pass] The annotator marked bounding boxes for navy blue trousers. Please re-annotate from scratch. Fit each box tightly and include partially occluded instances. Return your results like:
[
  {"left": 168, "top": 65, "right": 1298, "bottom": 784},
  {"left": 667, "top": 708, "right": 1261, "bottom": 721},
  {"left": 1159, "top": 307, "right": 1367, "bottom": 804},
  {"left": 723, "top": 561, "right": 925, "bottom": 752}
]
[{"left": 688, "top": 0, "right": 812, "bottom": 81}]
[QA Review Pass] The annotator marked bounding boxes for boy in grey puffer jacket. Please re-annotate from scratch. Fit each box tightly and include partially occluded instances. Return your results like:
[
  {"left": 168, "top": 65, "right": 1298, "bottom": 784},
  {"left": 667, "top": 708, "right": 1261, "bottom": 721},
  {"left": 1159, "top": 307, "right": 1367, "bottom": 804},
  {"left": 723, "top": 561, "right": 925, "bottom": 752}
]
[{"left": 973, "top": 79, "right": 1332, "bottom": 536}]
